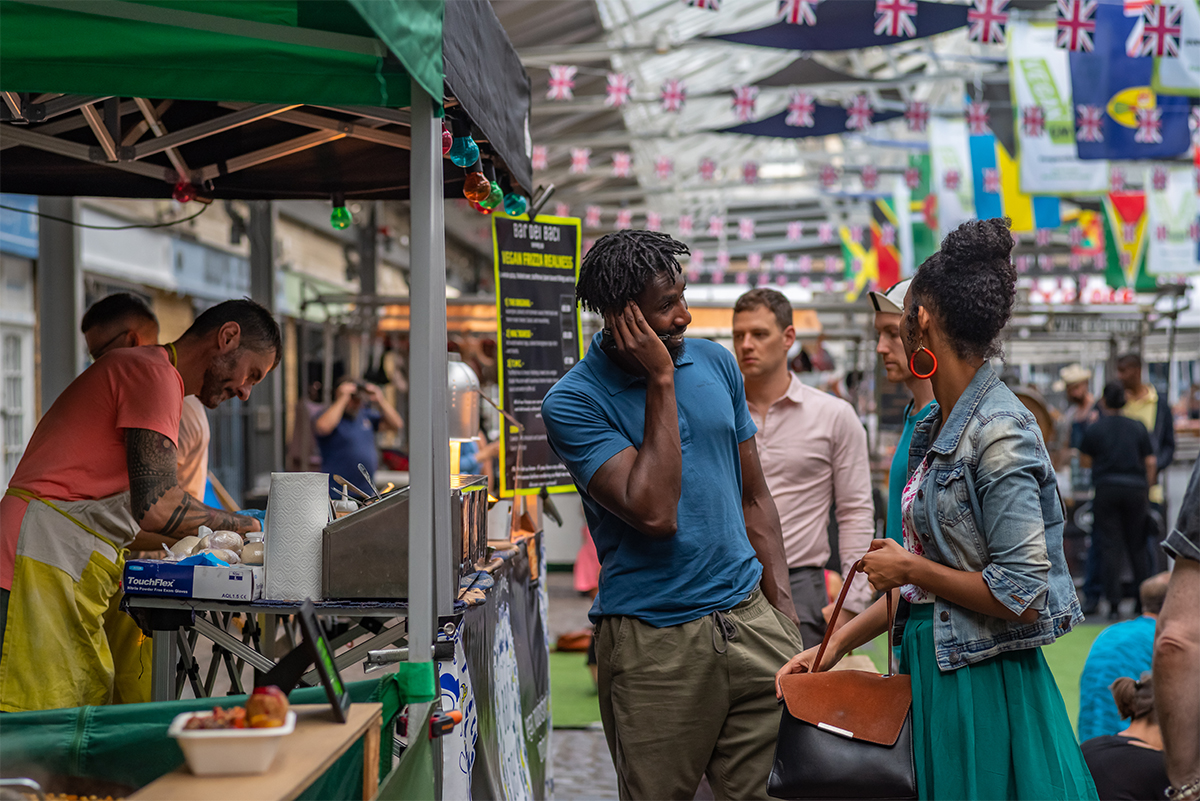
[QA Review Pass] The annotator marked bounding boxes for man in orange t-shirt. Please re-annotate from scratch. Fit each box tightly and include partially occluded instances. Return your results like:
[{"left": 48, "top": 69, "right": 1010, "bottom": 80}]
[{"left": 0, "top": 298, "right": 280, "bottom": 712}]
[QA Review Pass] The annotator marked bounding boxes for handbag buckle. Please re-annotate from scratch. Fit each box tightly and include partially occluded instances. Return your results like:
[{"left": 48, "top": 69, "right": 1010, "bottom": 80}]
[{"left": 816, "top": 722, "right": 854, "bottom": 739}]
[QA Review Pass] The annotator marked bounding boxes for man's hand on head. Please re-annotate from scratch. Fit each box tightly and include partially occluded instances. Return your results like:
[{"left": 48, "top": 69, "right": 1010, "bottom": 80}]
[
  {"left": 606, "top": 301, "right": 674, "bottom": 381},
  {"left": 336, "top": 381, "right": 358, "bottom": 401}
]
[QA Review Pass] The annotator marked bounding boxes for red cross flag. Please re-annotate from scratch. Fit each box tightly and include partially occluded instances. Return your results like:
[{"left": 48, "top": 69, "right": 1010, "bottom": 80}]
[
  {"left": 612, "top": 151, "right": 632, "bottom": 178},
  {"left": 678, "top": 214, "right": 694, "bottom": 236},
  {"left": 861, "top": 165, "right": 879, "bottom": 190},
  {"left": 685, "top": 0, "right": 721, "bottom": 9},
  {"left": 1140, "top": 2, "right": 1182, "bottom": 58},
  {"left": 532, "top": 145, "right": 548, "bottom": 171},
  {"left": 646, "top": 212, "right": 662, "bottom": 231},
  {"left": 616, "top": 209, "right": 633, "bottom": 229},
  {"left": 818, "top": 223, "right": 835, "bottom": 243},
  {"left": 743, "top": 161, "right": 760, "bottom": 184},
  {"left": 1152, "top": 166, "right": 1168, "bottom": 191},
  {"left": 1056, "top": 0, "right": 1097, "bottom": 52},
  {"left": 779, "top": 0, "right": 821, "bottom": 25},
  {"left": 1076, "top": 104, "right": 1104, "bottom": 142},
  {"left": 846, "top": 94, "right": 874, "bottom": 131},
  {"left": 547, "top": 65, "right": 577, "bottom": 101},
  {"left": 655, "top": 156, "right": 674, "bottom": 180},
  {"left": 881, "top": 224, "right": 896, "bottom": 247},
  {"left": 708, "top": 215, "right": 725, "bottom": 237},
  {"left": 944, "top": 169, "right": 961, "bottom": 190},
  {"left": 820, "top": 164, "right": 839, "bottom": 187},
  {"left": 660, "top": 79, "right": 686, "bottom": 113},
  {"left": 875, "top": 0, "right": 917, "bottom": 37},
  {"left": 732, "top": 85, "right": 759, "bottom": 123},
  {"left": 554, "top": 203, "right": 571, "bottom": 218},
  {"left": 1022, "top": 105, "right": 1046, "bottom": 137},
  {"left": 904, "top": 101, "right": 930, "bottom": 132},
  {"left": 699, "top": 158, "right": 717, "bottom": 181},
  {"left": 585, "top": 206, "right": 602, "bottom": 227},
  {"left": 569, "top": 147, "right": 591, "bottom": 175},
  {"left": 1036, "top": 228, "right": 1052, "bottom": 247},
  {"left": 967, "top": 99, "right": 991, "bottom": 135},
  {"left": 1135, "top": 107, "right": 1163, "bottom": 144},
  {"left": 786, "top": 91, "right": 816, "bottom": 128},
  {"left": 739, "top": 217, "right": 756, "bottom": 240},
  {"left": 605, "top": 73, "right": 634, "bottom": 108},
  {"left": 787, "top": 221, "right": 803, "bottom": 241},
  {"left": 968, "top": 0, "right": 1009, "bottom": 44},
  {"left": 905, "top": 167, "right": 921, "bottom": 189},
  {"left": 983, "top": 167, "right": 1000, "bottom": 194}
]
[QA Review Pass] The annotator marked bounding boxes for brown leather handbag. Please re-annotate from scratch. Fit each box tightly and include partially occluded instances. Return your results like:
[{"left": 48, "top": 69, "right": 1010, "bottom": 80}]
[{"left": 767, "top": 561, "right": 917, "bottom": 800}]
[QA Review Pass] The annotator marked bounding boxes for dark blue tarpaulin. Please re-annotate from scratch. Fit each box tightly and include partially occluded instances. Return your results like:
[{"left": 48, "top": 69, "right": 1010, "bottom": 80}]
[
  {"left": 717, "top": 104, "right": 903, "bottom": 138},
  {"left": 710, "top": 0, "right": 969, "bottom": 51}
]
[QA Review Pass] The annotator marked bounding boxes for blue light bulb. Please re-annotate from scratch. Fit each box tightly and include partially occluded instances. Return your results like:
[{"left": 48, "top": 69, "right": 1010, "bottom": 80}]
[
  {"left": 448, "top": 136, "right": 480, "bottom": 168},
  {"left": 503, "top": 193, "right": 528, "bottom": 216}
]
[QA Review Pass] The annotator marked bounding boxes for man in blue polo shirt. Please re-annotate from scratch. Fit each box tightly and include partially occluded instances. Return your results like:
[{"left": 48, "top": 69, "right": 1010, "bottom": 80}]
[
  {"left": 542, "top": 230, "right": 801, "bottom": 800},
  {"left": 314, "top": 378, "right": 403, "bottom": 497}
]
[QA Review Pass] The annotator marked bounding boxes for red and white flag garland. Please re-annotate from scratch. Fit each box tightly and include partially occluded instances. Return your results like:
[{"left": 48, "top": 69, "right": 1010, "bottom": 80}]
[
  {"left": 699, "top": 158, "right": 718, "bottom": 181},
  {"left": 967, "top": 0, "right": 1009, "bottom": 44},
  {"left": 967, "top": 99, "right": 991, "bottom": 135},
  {"left": 547, "top": 65, "right": 577, "bottom": 101},
  {"left": 787, "top": 221, "right": 803, "bottom": 241},
  {"left": 799, "top": 255, "right": 813, "bottom": 271},
  {"left": 982, "top": 168, "right": 1001, "bottom": 194},
  {"left": 1076, "top": 104, "right": 1104, "bottom": 142},
  {"left": 684, "top": 0, "right": 721, "bottom": 9},
  {"left": 743, "top": 161, "right": 760, "bottom": 184},
  {"left": 1036, "top": 228, "right": 1052, "bottom": 247},
  {"left": 820, "top": 164, "right": 839, "bottom": 188},
  {"left": 1152, "top": 166, "right": 1168, "bottom": 191},
  {"left": 1140, "top": 2, "right": 1182, "bottom": 58},
  {"left": 708, "top": 215, "right": 725, "bottom": 237},
  {"left": 1111, "top": 168, "right": 1126, "bottom": 191},
  {"left": 818, "top": 223, "right": 834, "bottom": 244},
  {"left": 861, "top": 165, "right": 879, "bottom": 190},
  {"left": 944, "top": 169, "right": 962, "bottom": 190},
  {"left": 605, "top": 73, "right": 634, "bottom": 108},
  {"left": 660, "top": 79, "right": 687, "bottom": 113},
  {"left": 778, "top": 0, "right": 820, "bottom": 25},
  {"left": 732, "top": 85, "right": 759, "bottom": 123},
  {"left": 569, "top": 147, "right": 591, "bottom": 175},
  {"left": 554, "top": 202, "right": 571, "bottom": 218},
  {"left": 678, "top": 214, "right": 694, "bottom": 236},
  {"left": 655, "top": 156, "right": 674, "bottom": 180},
  {"left": 1189, "top": 107, "right": 1200, "bottom": 147},
  {"left": 773, "top": 254, "right": 788, "bottom": 272},
  {"left": 881, "top": 224, "right": 896, "bottom": 247},
  {"left": 875, "top": 0, "right": 917, "bottom": 37},
  {"left": 1056, "top": 0, "right": 1097, "bottom": 53},
  {"left": 904, "top": 101, "right": 929, "bottom": 132},
  {"left": 786, "top": 91, "right": 816, "bottom": 128},
  {"left": 845, "top": 94, "right": 874, "bottom": 131},
  {"left": 1022, "top": 105, "right": 1046, "bottom": 137},
  {"left": 717, "top": 250, "right": 731, "bottom": 269},
  {"left": 1069, "top": 226, "right": 1084, "bottom": 246},
  {"left": 612, "top": 151, "right": 632, "bottom": 178},
  {"left": 646, "top": 212, "right": 662, "bottom": 232},
  {"left": 904, "top": 166, "right": 921, "bottom": 189},
  {"left": 532, "top": 145, "right": 548, "bottom": 171},
  {"left": 615, "top": 209, "right": 633, "bottom": 229},
  {"left": 738, "top": 217, "right": 756, "bottom": 240},
  {"left": 585, "top": 206, "right": 602, "bottom": 227},
  {"left": 849, "top": 224, "right": 864, "bottom": 242},
  {"left": 824, "top": 255, "right": 840, "bottom": 273},
  {"left": 747, "top": 252, "right": 762, "bottom": 271}
]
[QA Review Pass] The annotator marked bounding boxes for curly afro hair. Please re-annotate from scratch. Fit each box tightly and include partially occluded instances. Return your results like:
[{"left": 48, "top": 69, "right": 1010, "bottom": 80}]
[
  {"left": 906, "top": 217, "right": 1016, "bottom": 362},
  {"left": 575, "top": 230, "right": 689, "bottom": 317}
]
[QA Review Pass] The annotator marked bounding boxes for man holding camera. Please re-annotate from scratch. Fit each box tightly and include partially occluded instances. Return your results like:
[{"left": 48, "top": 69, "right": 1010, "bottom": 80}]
[{"left": 313, "top": 379, "right": 403, "bottom": 497}]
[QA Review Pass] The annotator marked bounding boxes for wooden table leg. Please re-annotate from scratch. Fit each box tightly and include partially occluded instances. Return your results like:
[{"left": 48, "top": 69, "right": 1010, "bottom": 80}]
[{"left": 362, "top": 712, "right": 381, "bottom": 801}]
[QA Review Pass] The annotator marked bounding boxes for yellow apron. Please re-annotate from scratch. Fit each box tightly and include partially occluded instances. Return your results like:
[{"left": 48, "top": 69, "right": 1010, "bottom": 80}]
[{"left": 0, "top": 489, "right": 146, "bottom": 712}]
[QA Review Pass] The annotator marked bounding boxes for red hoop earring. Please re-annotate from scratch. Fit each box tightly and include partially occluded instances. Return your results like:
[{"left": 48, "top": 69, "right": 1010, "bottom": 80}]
[{"left": 909, "top": 346, "right": 937, "bottom": 379}]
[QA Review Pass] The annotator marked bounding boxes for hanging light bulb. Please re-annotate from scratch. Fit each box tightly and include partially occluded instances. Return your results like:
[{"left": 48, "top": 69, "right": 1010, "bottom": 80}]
[
  {"left": 441, "top": 121, "right": 453, "bottom": 155},
  {"left": 172, "top": 180, "right": 197, "bottom": 203},
  {"left": 468, "top": 198, "right": 494, "bottom": 215},
  {"left": 478, "top": 163, "right": 502, "bottom": 210},
  {"left": 463, "top": 161, "right": 492, "bottom": 203},
  {"left": 447, "top": 116, "right": 480, "bottom": 167},
  {"left": 330, "top": 193, "right": 352, "bottom": 230},
  {"left": 498, "top": 174, "right": 528, "bottom": 216}
]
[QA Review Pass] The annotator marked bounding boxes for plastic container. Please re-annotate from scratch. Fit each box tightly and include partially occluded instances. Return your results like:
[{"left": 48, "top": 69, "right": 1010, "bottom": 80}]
[{"left": 167, "top": 710, "right": 296, "bottom": 776}]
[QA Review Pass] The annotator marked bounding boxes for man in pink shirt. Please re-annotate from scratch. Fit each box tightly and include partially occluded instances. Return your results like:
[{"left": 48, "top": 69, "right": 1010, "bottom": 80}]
[{"left": 733, "top": 288, "right": 875, "bottom": 648}]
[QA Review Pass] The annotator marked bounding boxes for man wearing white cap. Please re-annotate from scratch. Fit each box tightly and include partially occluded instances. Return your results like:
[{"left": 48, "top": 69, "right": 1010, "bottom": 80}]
[
  {"left": 868, "top": 279, "right": 935, "bottom": 546},
  {"left": 1057, "top": 363, "right": 1095, "bottom": 461}
]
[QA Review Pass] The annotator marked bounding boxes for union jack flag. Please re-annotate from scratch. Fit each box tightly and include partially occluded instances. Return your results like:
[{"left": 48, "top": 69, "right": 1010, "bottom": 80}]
[
  {"left": 845, "top": 94, "right": 874, "bottom": 131},
  {"left": 966, "top": 99, "right": 991, "bottom": 135},
  {"left": 1076, "top": 104, "right": 1104, "bottom": 142},
  {"left": 1122, "top": 221, "right": 1138, "bottom": 241},
  {"left": 982, "top": 167, "right": 1000, "bottom": 194},
  {"left": 611, "top": 152, "right": 632, "bottom": 178},
  {"left": 748, "top": 252, "right": 762, "bottom": 270},
  {"left": 798, "top": 254, "right": 813, "bottom": 271},
  {"left": 554, "top": 203, "right": 571, "bottom": 218},
  {"left": 875, "top": 0, "right": 917, "bottom": 37},
  {"left": 800, "top": 276, "right": 811, "bottom": 288},
  {"left": 967, "top": 0, "right": 1009, "bottom": 44},
  {"left": 732, "top": 85, "right": 759, "bottom": 123},
  {"left": 684, "top": 0, "right": 720, "bottom": 8},
  {"left": 736, "top": 270, "right": 749, "bottom": 286},
  {"left": 1056, "top": 0, "right": 1096, "bottom": 52},
  {"left": 850, "top": 225, "right": 864, "bottom": 242},
  {"left": 880, "top": 223, "right": 896, "bottom": 246},
  {"left": 1069, "top": 226, "right": 1083, "bottom": 246},
  {"left": 699, "top": 158, "right": 717, "bottom": 181},
  {"left": 691, "top": 249, "right": 705, "bottom": 270},
  {"left": 708, "top": 215, "right": 725, "bottom": 237},
  {"left": 823, "top": 276, "right": 836, "bottom": 291},
  {"left": 904, "top": 101, "right": 929, "bottom": 132},
  {"left": 1036, "top": 228, "right": 1052, "bottom": 247},
  {"left": 1135, "top": 107, "right": 1163, "bottom": 144},
  {"left": 585, "top": 206, "right": 602, "bottom": 227},
  {"left": 1155, "top": 224, "right": 1169, "bottom": 241},
  {"left": 1189, "top": 107, "right": 1200, "bottom": 146},
  {"left": 1022, "top": 105, "right": 1046, "bottom": 138},
  {"left": 743, "top": 161, "right": 760, "bottom": 184},
  {"left": 820, "top": 164, "right": 839, "bottom": 188},
  {"left": 944, "top": 169, "right": 961, "bottom": 190},
  {"left": 569, "top": 147, "right": 591, "bottom": 175},
  {"left": 532, "top": 145, "right": 548, "bottom": 171},
  {"left": 1140, "top": 2, "right": 1182, "bottom": 58},
  {"left": 1093, "top": 252, "right": 1106, "bottom": 269},
  {"left": 1015, "top": 255, "right": 1031, "bottom": 273},
  {"left": 824, "top": 255, "right": 840, "bottom": 273},
  {"left": 717, "top": 250, "right": 731, "bottom": 269},
  {"left": 818, "top": 223, "right": 834, "bottom": 243},
  {"left": 605, "top": 73, "right": 634, "bottom": 108},
  {"left": 739, "top": 217, "right": 756, "bottom": 240},
  {"left": 660, "top": 79, "right": 686, "bottom": 113},
  {"left": 1152, "top": 166, "right": 1168, "bottom": 191},
  {"left": 904, "top": 167, "right": 921, "bottom": 189},
  {"left": 861, "top": 165, "right": 879, "bottom": 190},
  {"left": 615, "top": 209, "right": 632, "bottom": 229},
  {"left": 1190, "top": 220, "right": 1199, "bottom": 241},
  {"left": 787, "top": 222, "right": 803, "bottom": 241},
  {"left": 654, "top": 156, "right": 674, "bottom": 180},
  {"left": 547, "top": 65, "right": 577, "bottom": 101},
  {"left": 1039, "top": 254, "right": 1054, "bottom": 271},
  {"left": 786, "top": 91, "right": 816, "bottom": 128},
  {"left": 646, "top": 212, "right": 662, "bottom": 231},
  {"left": 678, "top": 214, "right": 694, "bottom": 236},
  {"left": 778, "top": 0, "right": 820, "bottom": 25},
  {"left": 773, "top": 254, "right": 789, "bottom": 271}
]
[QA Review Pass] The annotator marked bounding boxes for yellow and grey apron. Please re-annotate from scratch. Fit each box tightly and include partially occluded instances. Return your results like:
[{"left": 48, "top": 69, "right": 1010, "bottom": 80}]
[{"left": 0, "top": 489, "right": 144, "bottom": 712}]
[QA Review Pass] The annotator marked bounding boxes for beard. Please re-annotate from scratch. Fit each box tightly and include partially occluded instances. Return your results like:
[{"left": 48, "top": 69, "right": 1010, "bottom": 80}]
[
  {"left": 197, "top": 350, "right": 240, "bottom": 408},
  {"left": 664, "top": 333, "right": 687, "bottom": 361}
]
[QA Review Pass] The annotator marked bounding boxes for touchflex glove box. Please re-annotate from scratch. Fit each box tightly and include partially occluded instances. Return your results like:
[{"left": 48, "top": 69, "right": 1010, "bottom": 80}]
[{"left": 123, "top": 559, "right": 264, "bottom": 601}]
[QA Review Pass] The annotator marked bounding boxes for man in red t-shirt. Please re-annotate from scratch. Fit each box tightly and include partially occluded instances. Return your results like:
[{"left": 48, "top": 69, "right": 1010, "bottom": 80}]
[{"left": 0, "top": 298, "right": 280, "bottom": 712}]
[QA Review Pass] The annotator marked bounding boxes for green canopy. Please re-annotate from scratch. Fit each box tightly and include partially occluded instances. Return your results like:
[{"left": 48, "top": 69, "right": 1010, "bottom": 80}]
[{"left": 0, "top": 0, "right": 443, "bottom": 109}]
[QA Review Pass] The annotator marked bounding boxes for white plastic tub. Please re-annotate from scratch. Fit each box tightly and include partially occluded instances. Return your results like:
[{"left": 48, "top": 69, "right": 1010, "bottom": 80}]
[{"left": 168, "top": 710, "right": 296, "bottom": 776}]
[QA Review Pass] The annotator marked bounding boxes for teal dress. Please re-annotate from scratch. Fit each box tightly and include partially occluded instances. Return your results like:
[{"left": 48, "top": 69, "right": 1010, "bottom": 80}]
[{"left": 900, "top": 603, "right": 1099, "bottom": 800}]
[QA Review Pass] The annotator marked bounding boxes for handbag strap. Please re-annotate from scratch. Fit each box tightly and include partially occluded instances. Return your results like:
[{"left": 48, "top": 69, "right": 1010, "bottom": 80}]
[{"left": 812, "top": 559, "right": 898, "bottom": 676}]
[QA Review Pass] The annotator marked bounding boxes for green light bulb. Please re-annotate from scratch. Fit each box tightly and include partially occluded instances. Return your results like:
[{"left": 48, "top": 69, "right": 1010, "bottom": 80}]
[
  {"left": 330, "top": 205, "right": 352, "bottom": 230},
  {"left": 479, "top": 181, "right": 503, "bottom": 210}
]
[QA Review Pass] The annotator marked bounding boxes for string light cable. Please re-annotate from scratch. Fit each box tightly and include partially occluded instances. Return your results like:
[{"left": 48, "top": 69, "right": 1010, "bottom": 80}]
[{"left": 0, "top": 201, "right": 210, "bottom": 230}]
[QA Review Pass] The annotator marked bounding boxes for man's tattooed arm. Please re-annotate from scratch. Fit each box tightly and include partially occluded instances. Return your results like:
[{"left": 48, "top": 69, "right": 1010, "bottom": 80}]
[{"left": 126, "top": 429, "right": 261, "bottom": 538}]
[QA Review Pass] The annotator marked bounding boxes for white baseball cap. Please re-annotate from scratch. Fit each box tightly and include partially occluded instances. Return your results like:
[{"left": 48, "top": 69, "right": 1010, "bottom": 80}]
[{"left": 868, "top": 278, "right": 912, "bottom": 315}]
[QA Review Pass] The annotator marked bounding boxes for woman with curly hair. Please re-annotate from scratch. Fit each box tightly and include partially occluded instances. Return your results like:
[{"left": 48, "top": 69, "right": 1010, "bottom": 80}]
[{"left": 776, "top": 218, "right": 1096, "bottom": 799}]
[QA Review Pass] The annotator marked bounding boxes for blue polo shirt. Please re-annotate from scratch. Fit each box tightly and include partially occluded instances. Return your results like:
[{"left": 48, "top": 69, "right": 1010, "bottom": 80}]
[
  {"left": 541, "top": 333, "right": 762, "bottom": 627},
  {"left": 886, "top": 399, "right": 935, "bottom": 544},
  {"left": 317, "top": 407, "right": 382, "bottom": 497}
]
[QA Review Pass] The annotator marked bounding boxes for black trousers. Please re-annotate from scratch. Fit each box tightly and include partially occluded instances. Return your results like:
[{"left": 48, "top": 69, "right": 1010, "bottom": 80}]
[{"left": 1092, "top": 483, "right": 1151, "bottom": 610}]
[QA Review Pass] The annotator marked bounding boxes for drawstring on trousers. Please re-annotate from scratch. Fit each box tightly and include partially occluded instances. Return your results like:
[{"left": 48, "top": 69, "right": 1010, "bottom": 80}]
[{"left": 711, "top": 609, "right": 738, "bottom": 654}]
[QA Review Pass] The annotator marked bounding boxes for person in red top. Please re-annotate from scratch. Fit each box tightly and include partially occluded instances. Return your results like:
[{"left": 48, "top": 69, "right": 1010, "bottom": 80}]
[{"left": 0, "top": 298, "right": 280, "bottom": 712}]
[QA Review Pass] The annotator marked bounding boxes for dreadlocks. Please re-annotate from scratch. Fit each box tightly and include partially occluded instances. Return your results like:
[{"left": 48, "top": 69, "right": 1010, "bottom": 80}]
[{"left": 575, "top": 230, "right": 690, "bottom": 316}]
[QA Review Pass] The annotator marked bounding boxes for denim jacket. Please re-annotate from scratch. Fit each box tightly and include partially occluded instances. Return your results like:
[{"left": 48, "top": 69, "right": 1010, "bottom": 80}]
[{"left": 905, "top": 364, "right": 1083, "bottom": 670}]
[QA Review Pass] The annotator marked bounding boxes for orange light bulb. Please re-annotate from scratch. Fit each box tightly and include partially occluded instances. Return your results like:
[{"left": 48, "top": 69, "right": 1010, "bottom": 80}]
[{"left": 463, "top": 171, "right": 491, "bottom": 203}]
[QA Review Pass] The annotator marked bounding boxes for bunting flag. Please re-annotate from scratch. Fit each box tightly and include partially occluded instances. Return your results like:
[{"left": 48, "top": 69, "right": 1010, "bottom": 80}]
[
  {"left": 684, "top": 0, "right": 721, "bottom": 9},
  {"left": 845, "top": 94, "right": 874, "bottom": 130},
  {"left": 739, "top": 217, "right": 756, "bottom": 240},
  {"left": 861, "top": 164, "right": 880, "bottom": 190},
  {"left": 1022, "top": 105, "right": 1047, "bottom": 137},
  {"left": 840, "top": 224, "right": 876, "bottom": 300},
  {"left": 1076, "top": 104, "right": 1104, "bottom": 142},
  {"left": 1140, "top": 2, "right": 1182, "bottom": 57},
  {"left": 1111, "top": 166, "right": 1126, "bottom": 190},
  {"left": 1152, "top": 165, "right": 1169, "bottom": 191},
  {"left": 743, "top": 161, "right": 760, "bottom": 183},
  {"left": 1103, "top": 191, "right": 1156, "bottom": 290},
  {"left": 1191, "top": 107, "right": 1200, "bottom": 145},
  {"left": 967, "top": 0, "right": 1009, "bottom": 44},
  {"left": 569, "top": 147, "right": 591, "bottom": 175},
  {"left": 818, "top": 222, "right": 835, "bottom": 243},
  {"left": 554, "top": 202, "right": 571, "bottom": 218},
  {"left": 970, "top": 130, "right": 1061, "bottom": 232},
  {"left": 712, "top": 1, "right": 969, "bottom": 51},
  {"left": 787, "top": 221, "right": 804, "bottom": 241},
  {"left": 605, "top": 73, "right": 633, "bottom": 108},
  {"left": 655, "top": 156, "right": 674, "bottom": 180},
  {"left": 906, "top": 153, "right": 937, "bottom": 269},
  {"left": 717, "top": 249, "right": 731, "bottom": 269},
  {"left": 708, "top": 215, "right": 725, "bottom": 236},
  {"left": 1145, "top": 165, "right": 1200, "bottom": 275},
  {"left": 732, "top": 85, "right": 759, "bottom": 122},
  {"left": 678, "top": 214, "right": 694, "bottom": 235},
  {"left": 820, "top": 164, "right": 840, "bottom": 187},
  {"left": 547, "top": 65, "right": 577, "bottom": 101},
  {"left": 1056, "top": 0, "right": 1097, "bottom": 52},
  {"left": 532, "top": 145, "right": 548, "bottom": 171},
  {"left": 615, "top": 209, "right": 633, "bottom": 229},
  {"left": 748, "top": 252, "right": 763, "bottom": 270},
  {"left": 875, "top": 0, "right": 918, "bottom": 37},
  {"left": 699, "top": 158, "right": 718, "bottom": 181},
  {"left": 786, "top": 91, "right": 817, "bottom": 127},
  {"left": 905, "top": 166, "right": 921, "bottom": 188},
  {"left": 1153, "top": 0, "right": 1200, "bottom": 96},
  {"left": 905, "top": 101, "right": 930, "bottom": 132},
  {"left": 660, "top": 79, "right": 687, "bottom": 112},
  {"left": 646, "top": 211, "right": 662, "bottom": 231},
  {"left": 872, "top": 197, "right": 903, "bottom": 289},
  {"left": 850, "top": 224, "right": 864, "bottom": 242},
  {"left": 966, "top": 99, "right": 991, "bottom": 135},
  {"left": 1037, "top": 227, "right": 1053, "bottom": 246},
  {"left": 779, "top": 0, "right": 821, "bottom": 25},
  {"left": 612, "top": 152, "right": 632, "bottom": 178},
  {"left": 929, "top": 116, "right": 975, "bottom": 235},
  {"left": 584, "top": 206, "right": 602, "bottom": 228}
]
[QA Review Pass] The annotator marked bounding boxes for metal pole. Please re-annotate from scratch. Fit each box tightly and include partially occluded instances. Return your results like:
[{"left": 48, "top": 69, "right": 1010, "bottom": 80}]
[
  {"left": 247, "top": 201, "right": 281, "bottom": 494},
  {"left": 36, "top": 197, "right": 83, "bottom": 412}
]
